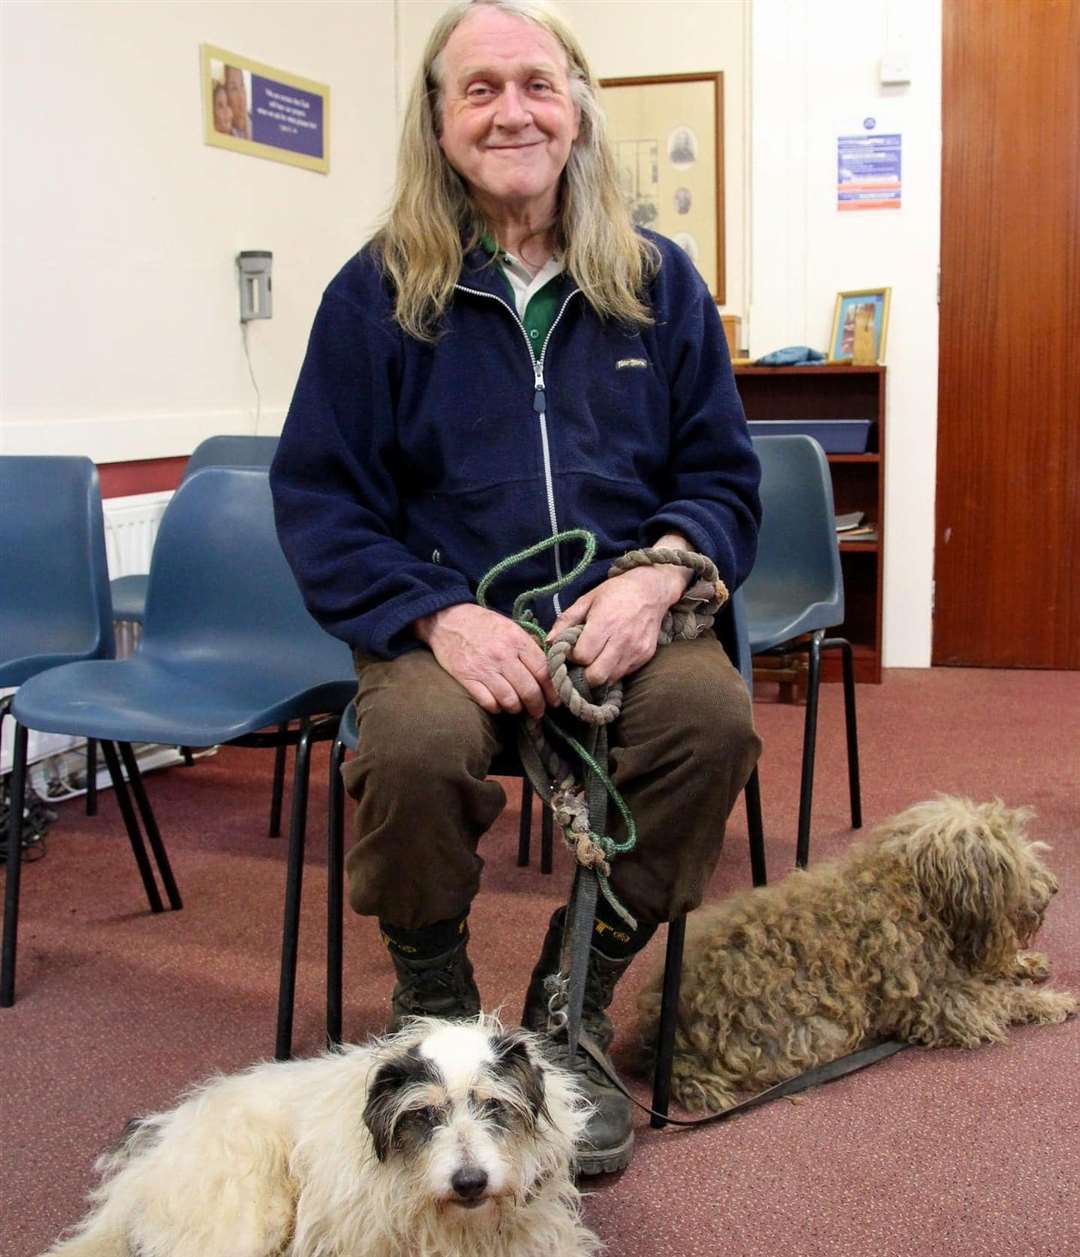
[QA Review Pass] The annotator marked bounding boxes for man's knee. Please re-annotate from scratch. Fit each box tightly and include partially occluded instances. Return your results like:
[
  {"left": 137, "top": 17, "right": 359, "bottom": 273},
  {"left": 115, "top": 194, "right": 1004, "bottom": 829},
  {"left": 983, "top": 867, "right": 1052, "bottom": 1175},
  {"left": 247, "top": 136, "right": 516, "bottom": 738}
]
[
  {"left": 684, "top": 669, "right": 759, "bottom": 770},
  {"left": 631, "top": 640, "right": 759, "bottom": 771},
  {"left": 345, "top": 653, "right": 498, "bottom": 794}
]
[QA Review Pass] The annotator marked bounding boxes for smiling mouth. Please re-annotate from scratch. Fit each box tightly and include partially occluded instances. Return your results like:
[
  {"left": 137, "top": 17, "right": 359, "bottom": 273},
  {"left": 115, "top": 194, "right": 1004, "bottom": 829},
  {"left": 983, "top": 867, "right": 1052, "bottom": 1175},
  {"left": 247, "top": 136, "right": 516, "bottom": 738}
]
[{"left": 448, "top": 1196, "right": 491, "bottom": 1211}]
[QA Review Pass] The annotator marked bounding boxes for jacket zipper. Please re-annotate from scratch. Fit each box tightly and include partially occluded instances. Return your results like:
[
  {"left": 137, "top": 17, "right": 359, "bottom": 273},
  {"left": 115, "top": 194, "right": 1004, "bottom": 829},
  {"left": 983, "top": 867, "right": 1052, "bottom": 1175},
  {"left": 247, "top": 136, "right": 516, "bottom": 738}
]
[{"left": 453, "top": 282, "right": 581, "bottom": 615}]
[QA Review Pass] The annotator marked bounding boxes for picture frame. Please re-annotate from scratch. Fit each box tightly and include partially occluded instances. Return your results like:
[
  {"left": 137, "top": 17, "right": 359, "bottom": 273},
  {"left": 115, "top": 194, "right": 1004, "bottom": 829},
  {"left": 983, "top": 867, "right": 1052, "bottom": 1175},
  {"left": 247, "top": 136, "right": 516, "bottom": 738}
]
[
  {"left": 829, "top": 288, "right": 891, "bottom": 363},
  {"left": 598, "top": 72, "right": 725, "bottom": 303},
  {"left": 200, "top": 44, "right": 329, "bottom": 174}
]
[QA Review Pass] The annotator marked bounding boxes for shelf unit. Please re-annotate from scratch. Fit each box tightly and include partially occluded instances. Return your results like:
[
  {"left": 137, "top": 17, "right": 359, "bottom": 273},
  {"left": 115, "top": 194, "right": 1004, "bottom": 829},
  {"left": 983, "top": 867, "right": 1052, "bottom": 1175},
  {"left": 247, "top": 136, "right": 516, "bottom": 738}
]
[{"left": 735, "top": 365, "right": 886, "bottom": 684}]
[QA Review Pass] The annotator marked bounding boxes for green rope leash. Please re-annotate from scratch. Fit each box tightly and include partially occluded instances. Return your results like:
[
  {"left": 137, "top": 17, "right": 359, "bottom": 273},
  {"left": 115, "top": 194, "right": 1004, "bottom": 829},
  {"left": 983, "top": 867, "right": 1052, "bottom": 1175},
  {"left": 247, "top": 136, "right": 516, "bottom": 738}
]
[{"left": 476, "top": 530, "right": 639, "bottom": 925}]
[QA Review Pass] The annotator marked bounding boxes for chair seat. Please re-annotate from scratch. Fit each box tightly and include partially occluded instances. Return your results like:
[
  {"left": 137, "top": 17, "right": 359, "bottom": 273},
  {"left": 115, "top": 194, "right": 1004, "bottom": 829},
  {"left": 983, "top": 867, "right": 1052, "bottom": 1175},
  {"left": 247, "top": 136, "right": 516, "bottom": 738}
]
[
  {"left": 110, "top": 574, "right": 149, "bottom": 624},
  {"left": 13, "top": 656, "right": 356, "bottom": 747},
  {"left": 745, "top": 593, "right": 843, "bottom": 654},
  {"left": 0, "top": 649, "right": 106, "bottom": 691}
]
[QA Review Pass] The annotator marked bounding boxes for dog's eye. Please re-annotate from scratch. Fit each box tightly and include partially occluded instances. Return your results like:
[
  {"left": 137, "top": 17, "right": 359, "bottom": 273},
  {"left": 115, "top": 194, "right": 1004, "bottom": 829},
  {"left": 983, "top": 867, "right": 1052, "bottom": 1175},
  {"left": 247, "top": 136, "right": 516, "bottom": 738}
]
[
  {"left": 407, "top": 1105, "right": 441, "bottom": 1128},
  {"left": 475, "top": 1097, "right": 512, "bottom": 1122}
]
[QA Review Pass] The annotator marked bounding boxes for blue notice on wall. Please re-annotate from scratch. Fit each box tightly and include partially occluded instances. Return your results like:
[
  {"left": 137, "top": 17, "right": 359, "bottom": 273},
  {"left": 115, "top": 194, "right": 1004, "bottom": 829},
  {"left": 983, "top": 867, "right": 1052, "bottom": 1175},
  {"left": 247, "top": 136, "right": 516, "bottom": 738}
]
[
  {"left": 837, "top": 133, "right": 902, "bottom": 211},
  {"left": 251, "top": 76, "right": 324, "bottom": 159}
]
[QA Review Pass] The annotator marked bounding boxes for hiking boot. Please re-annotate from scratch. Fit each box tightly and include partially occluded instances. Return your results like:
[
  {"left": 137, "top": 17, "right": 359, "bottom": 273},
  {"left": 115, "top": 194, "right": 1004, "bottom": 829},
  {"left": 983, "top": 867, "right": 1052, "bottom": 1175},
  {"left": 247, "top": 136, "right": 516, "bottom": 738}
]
[
  {"left": 387, "top": 936, "right": 481, "bottom": 1032},
  {"left": 522, "top": 907, "right": 636, "bottom": 1174}
]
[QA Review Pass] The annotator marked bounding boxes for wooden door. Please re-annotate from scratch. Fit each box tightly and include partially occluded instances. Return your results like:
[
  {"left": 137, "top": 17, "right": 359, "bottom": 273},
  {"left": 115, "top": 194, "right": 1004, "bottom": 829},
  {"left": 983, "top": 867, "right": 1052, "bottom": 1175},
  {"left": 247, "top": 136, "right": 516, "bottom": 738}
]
[{"left": 934, "top": 0, "right": 1080, "bottom": 667}]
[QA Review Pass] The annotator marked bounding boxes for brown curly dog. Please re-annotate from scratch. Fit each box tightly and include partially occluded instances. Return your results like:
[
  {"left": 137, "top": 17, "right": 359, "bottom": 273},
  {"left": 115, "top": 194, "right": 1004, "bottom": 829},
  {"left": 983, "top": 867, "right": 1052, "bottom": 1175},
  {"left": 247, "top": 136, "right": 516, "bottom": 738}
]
[{"left": 637, "top": 797, "right": 1076, "bottom": 1112}]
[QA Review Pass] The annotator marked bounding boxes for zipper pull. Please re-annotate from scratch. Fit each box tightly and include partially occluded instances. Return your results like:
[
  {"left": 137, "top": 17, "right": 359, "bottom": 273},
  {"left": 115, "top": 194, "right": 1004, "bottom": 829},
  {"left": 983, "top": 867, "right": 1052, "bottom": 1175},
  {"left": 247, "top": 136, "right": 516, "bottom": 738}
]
[{"left": 533, "top": 367, "right": 546, "bottom": 414}]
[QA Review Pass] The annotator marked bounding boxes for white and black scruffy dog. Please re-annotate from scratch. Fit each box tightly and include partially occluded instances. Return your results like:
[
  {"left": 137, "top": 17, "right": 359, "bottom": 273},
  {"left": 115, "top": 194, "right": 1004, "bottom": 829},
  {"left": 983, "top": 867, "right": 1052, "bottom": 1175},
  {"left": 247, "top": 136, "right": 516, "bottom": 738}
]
[
  {"left": 638, "top": 796, "right": 1077, "bottom": 1113},
  {"left": 44, "top": 1015, "right": 600, "bottom": 1257}
]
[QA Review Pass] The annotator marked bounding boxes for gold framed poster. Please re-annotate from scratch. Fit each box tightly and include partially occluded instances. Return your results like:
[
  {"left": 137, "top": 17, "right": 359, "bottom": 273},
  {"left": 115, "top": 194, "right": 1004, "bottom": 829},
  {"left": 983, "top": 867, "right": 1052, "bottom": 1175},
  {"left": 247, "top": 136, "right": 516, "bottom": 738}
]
[
  {"left": 201, "top": 43, "right": 329, "bottom": 174},
  {"left": 599, "top": 72, "right": 725, "bottom": 302}
]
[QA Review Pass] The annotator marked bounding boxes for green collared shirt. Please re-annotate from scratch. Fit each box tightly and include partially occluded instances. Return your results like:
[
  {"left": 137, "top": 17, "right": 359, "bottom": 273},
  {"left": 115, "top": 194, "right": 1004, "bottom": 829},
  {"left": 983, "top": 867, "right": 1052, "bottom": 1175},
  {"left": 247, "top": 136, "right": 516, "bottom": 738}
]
[{"left": 479, "top": 233, "right": 564, "bottom": 360}]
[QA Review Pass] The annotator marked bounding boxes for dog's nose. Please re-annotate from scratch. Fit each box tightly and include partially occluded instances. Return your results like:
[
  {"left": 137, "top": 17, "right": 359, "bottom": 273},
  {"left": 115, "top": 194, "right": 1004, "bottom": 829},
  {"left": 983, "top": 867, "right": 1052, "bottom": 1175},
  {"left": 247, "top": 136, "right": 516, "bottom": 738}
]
[{"left": 451, "top": 1166, "right": 488, "bottom": 1200}]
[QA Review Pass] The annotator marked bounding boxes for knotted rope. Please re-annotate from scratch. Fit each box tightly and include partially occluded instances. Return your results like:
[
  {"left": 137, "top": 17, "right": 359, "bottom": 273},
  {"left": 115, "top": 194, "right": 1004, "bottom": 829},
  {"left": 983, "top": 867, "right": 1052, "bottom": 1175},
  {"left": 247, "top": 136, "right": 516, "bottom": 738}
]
[{"left": 476, "top": 530, "right": 729, "bottom": 928}]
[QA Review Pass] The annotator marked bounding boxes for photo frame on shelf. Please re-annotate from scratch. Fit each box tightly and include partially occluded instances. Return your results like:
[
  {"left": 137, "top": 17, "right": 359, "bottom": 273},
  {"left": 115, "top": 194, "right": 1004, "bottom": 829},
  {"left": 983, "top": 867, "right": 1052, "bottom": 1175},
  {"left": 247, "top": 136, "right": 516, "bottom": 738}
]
[
  {"left": 829, "top": 288, "right": 891, "bottom": 363},
  {"left": 598, "top": 71, "right": 725, "bottom": 303}
]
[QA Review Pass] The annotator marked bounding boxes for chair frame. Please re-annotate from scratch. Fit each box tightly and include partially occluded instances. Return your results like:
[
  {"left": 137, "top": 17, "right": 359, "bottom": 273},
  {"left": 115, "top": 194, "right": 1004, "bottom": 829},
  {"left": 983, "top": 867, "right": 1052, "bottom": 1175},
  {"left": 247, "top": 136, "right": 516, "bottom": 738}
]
[
  {"left": 755, "top": 630, "right": 861, "bottom": 868},
  {"left": 745, "top": 435, "right": 862, "bottom": 867}
]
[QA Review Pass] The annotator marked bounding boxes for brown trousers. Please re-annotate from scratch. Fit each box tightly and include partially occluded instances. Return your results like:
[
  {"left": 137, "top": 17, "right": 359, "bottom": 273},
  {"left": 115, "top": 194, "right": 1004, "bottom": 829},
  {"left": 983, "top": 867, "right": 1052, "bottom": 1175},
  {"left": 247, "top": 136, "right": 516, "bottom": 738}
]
[{"left": 341, "top": 633, "right": 761, "bottom": 929}]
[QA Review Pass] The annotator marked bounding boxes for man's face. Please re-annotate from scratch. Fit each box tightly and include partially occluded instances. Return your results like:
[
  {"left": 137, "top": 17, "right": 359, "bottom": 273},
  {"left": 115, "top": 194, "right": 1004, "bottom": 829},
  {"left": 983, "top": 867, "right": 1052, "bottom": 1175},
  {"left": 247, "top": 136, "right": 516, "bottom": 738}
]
[{"left": 436, "top": 8, "right": 581, "bottom": 222}]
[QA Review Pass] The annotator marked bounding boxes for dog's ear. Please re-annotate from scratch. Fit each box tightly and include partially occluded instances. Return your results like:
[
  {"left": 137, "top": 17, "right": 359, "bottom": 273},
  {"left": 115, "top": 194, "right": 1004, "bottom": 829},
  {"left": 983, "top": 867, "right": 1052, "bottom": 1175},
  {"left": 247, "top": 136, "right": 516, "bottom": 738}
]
[
  {"left": 492, "top": 1032, "right": 549, "bottom": 1126},
  {"left": 906, "top": 814, "right": 1022, "bottom": 968},
  {"left": 362, "top": 1055, "right": 412, "bottom": 1162}
]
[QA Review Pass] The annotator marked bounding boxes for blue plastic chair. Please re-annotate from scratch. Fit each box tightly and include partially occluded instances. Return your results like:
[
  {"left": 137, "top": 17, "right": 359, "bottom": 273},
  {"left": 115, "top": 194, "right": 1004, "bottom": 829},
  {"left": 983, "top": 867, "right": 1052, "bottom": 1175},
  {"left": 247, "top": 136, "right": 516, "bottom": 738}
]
[
  {"left": 743, "top": 435, "right": 862, "bottom": 867},
  {"left": 2, "top": 468, "right": 357, "bottom": 1025},
  {"left": 312, "top": 591, "right": 765, "bottom": 1127},
  {"left": 109, "top": 437, "right": 289, "bottom": 833},
  {"left": 109, "top": 435, "right": 280, "bottom": 625},
  {"left": 1, "top": 456, "right": 120, "bottom": 1004}
]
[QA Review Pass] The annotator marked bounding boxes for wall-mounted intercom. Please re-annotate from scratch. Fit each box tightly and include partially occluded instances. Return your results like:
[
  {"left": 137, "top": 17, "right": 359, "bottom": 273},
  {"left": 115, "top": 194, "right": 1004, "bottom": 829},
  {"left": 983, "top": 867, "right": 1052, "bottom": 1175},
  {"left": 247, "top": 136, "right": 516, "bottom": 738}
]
[{"left": 237, "top": 251, "right": 272, "bottom": 322}]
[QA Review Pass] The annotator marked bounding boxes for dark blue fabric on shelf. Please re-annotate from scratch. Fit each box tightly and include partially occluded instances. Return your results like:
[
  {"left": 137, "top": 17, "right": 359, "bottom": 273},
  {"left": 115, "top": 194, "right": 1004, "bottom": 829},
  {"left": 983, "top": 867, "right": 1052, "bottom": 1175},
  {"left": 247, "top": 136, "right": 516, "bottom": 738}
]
[{"left": 753, "top": 346, "right": 827, "bottom": 366}]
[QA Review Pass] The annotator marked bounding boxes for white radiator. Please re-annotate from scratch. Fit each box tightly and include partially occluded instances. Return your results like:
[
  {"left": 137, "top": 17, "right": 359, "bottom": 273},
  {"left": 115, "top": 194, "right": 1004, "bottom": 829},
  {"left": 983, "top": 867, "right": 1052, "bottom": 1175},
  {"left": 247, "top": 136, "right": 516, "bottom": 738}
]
[
  {"left": 103, "top": 490, "right": 173, "bottom": 658},
  {"left": 1, "top": 491, "right": 174, "bottom": 779}
]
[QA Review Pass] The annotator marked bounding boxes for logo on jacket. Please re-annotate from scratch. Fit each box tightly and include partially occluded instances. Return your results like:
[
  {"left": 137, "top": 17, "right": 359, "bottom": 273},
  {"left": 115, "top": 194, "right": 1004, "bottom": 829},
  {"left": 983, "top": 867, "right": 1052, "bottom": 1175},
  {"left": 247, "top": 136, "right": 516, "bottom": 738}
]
[{"left": 616, "top": 357, "right": 649, "bottom": 370}]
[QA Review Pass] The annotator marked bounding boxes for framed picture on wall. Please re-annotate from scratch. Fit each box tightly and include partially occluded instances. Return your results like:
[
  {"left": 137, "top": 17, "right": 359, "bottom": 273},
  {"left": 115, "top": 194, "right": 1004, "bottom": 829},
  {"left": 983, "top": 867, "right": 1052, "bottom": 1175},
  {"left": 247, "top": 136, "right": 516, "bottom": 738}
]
[
  {"left": 829, "top": 288, "right": 891, "bottom": 363},
  {"left": 201, "top": 44, "right": 329, "bottom": 174},
  {"left": 598, "top": 72, "right": 725, "bottom": 303}
]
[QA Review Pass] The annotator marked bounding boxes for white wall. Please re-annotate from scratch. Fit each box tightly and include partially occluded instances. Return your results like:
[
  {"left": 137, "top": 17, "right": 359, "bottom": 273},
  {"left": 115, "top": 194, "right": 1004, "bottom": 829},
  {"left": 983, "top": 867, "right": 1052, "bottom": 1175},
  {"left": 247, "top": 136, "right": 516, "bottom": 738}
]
[
  {"left": 0, "top": 0, "right": 397, "bottom": 461},
  {"left": 751, "top": 0, "right": 941, "bottom": 667}
]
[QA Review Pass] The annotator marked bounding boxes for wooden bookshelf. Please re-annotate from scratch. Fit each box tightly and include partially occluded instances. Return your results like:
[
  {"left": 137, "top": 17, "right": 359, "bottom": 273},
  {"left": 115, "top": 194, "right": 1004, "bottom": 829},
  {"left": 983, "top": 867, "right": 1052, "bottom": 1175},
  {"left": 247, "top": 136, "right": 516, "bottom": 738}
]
[{"left": 735, "top": 365, "right": 886, "bottom": 684}]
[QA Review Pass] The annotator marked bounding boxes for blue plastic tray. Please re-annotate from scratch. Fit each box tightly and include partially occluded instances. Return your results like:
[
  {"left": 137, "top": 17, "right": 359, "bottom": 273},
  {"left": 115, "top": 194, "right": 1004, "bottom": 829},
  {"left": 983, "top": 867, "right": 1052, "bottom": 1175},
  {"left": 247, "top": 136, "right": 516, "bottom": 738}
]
[{"left": 748, "top": 419, "right": 873, "bottom": 454}]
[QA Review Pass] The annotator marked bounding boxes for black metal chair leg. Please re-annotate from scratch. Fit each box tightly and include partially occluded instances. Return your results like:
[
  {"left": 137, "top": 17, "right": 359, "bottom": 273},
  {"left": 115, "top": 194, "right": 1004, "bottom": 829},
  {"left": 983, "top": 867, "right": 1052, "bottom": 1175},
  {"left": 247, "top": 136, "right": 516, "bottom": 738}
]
[
  {"left": 327, "top": 735, "right": 346, "bottom": 1049},
  {"left": 85, "top": 738, "right": 98, "bottom": 816},
  {"left": 274, "top": 717, "right": 342, "bottom": 1060},
  {"left": 796, "top": 632, "right": 823, "bottom": 869},
  {"left": 269, "top": 722, "right": 288, "bottom": 837},
  {"left": 117, "top": 741, "right": 182, "bottom": 910},
  {"left": 98, "top": 740, "right": 164, "bottom": 914},
  {"left": 650, "top": 914, "right": 687, "bottom": 1128},
  {"left": 832, "top": 637, "right": 862, "bottom": 829},
  {"left": 1, "top": 722, "right": 30, "bottom": 1006},
  {"left": 276, "top": 725, "right": 314, "bottom": 1061},
  {"left": 540, "top": 805, "right": 553, "bottom": 875},
  {"left": 745, "top": 766, "right": 767, "bottom": 887},
  {"left": 517, "top": 778, "right": 533, "bottom": 867}
]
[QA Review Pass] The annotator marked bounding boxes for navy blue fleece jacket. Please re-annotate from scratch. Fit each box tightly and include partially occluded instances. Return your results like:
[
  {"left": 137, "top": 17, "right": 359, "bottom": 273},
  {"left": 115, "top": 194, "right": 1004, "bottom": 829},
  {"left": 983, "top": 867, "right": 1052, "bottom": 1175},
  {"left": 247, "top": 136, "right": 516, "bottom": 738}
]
[{"left": 270, "top": 230, "right": 760, "bottom": 658}]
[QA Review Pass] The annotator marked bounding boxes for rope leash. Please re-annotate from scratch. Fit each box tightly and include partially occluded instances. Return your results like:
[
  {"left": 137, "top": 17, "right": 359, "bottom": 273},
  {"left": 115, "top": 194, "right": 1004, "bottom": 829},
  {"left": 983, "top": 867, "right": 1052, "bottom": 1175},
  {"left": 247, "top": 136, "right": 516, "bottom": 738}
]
[
  {"left": 477, "top": 531, "right": 729, "bottom": 917},
  {"left": 477, "top": 531, "right": 728, "bottom": 1052}
]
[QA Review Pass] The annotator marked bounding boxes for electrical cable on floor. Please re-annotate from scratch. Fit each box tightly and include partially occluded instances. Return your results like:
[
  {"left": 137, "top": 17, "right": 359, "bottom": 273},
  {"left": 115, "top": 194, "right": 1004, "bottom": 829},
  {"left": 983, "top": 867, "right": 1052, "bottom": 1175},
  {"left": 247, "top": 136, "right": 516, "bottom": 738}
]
[{"left": 0, "top": 775, "right": 53, "bottom": 864}]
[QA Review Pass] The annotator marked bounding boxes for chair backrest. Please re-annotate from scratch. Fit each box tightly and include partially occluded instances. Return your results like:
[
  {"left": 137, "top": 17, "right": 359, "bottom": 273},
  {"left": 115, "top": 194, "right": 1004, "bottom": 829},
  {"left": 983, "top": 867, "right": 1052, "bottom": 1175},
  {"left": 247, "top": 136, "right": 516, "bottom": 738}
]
[
  {"left": 182, "top": 434, "right": 279, "bottom": 480},
  {"left": 742, "top": 435, "right": 844, "bottom": 641},
  {"left": 140, "top": 466, "right": 351, "bottom": 678},
  {"left": 0, "top": 455, "right": 115, "bottom": 686}
]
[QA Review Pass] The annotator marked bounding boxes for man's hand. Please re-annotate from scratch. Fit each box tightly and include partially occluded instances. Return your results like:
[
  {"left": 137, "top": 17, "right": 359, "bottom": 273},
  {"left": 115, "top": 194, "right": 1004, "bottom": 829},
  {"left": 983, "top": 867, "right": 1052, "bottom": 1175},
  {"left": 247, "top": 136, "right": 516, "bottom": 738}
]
[
  {"left": 414, "top": 603, "right": 559, "bottom": 718},
  {"left": 547, "top": 536, "right": 694, "bottom": 688}
]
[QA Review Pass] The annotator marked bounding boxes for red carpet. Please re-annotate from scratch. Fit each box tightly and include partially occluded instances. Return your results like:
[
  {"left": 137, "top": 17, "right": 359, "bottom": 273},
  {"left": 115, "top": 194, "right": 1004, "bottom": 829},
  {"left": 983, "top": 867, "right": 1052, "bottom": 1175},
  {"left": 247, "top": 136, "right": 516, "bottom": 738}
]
[{"left": 2, "top": 667, "right": 1078, "bottom": 1256}]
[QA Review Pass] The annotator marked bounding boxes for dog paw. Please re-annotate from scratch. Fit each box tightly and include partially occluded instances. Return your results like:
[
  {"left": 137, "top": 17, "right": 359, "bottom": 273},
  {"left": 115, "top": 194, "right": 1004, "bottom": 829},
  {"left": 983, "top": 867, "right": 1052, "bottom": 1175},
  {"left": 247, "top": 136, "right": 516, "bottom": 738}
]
[
  {"left": 1013, "top": 951, "right": 1051, "bottom": 982},
  {"left": 1032, "top": 991, "right": 1078, "bottom": 1024}
]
